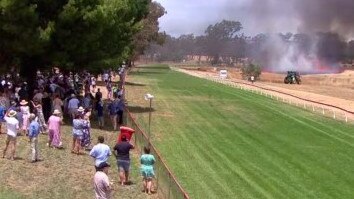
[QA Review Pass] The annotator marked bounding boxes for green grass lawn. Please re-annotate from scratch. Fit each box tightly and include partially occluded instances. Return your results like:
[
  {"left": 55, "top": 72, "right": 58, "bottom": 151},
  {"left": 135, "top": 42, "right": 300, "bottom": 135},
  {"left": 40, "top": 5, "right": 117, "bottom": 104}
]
[{"left": 126, "top": 64, "right": 354, "bottom": 199}]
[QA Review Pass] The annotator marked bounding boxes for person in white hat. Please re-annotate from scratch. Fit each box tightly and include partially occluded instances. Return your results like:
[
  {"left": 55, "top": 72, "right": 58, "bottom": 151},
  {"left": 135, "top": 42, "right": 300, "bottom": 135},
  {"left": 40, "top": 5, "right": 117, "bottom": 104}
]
[
  {"left": 19, "top": 100, "right": 30, "bottom": 135},
  {"left": 47, "top": 109, "right": 63, "bottom": 148},
  {"left": 2, "top": 110, "right": 19, "bottom": 160}
]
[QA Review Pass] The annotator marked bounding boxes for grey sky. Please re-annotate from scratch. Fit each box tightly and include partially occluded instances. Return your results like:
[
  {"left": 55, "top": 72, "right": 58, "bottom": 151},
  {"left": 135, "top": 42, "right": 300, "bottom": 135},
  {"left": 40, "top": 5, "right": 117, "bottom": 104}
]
[{"left": 155, "top": 0, "right": 300, "bottom": 37}]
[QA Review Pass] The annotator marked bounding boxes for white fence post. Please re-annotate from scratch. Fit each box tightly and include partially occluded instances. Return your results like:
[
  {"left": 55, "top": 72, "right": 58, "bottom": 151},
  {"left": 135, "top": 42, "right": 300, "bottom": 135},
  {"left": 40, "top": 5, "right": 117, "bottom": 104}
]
[{"left": 333, "top": 110, "right": 336, "bottom": 119}]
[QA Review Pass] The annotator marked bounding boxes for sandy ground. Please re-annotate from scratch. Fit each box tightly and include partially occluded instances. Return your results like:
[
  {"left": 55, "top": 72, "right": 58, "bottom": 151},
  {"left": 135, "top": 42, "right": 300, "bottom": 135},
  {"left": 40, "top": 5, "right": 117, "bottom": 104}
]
[{"left": 173, "top": 66, "right": 354, "bottom": 122}]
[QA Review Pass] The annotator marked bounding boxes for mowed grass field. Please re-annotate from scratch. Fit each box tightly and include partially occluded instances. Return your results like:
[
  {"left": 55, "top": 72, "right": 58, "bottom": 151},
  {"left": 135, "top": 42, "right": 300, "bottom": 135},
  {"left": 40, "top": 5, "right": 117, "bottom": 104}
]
[{"left": 126, "top": 64, "right": 354, "bottom": 199}]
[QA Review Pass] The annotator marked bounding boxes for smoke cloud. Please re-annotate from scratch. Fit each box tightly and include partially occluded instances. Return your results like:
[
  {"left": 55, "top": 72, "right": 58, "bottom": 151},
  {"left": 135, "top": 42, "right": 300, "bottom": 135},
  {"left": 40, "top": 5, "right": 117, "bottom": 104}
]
[
  {"left": 247, "top": 0, "right": 354, "bottom": 39},
  {"left": 243, "top": 0, "right": 353, "bottom": 73}
]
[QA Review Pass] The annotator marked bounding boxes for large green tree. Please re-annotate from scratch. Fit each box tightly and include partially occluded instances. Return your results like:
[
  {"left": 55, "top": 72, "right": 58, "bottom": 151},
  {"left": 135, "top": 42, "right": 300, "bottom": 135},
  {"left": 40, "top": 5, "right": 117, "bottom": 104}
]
[
  {"left": 0, "top": 0, "right": 151, "bottom": 81},
  {"left": 129, "top": 1, "right": 165, "bottom": 64}
]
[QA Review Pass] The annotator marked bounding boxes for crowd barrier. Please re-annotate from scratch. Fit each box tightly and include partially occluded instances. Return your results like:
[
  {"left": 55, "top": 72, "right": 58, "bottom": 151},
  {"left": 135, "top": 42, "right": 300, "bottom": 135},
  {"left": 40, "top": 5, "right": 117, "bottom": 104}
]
[{"left": 125, "top": 109, "right": 190, "bottom": 199}]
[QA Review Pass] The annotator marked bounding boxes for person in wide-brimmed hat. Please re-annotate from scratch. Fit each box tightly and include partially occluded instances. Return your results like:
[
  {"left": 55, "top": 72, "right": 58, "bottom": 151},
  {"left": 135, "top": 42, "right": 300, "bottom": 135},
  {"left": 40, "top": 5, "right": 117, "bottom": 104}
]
[
  {"left": 47, "top": 109, "right": 63, "bottom": 148},
  {"left": 19, "top": 100, "right": 30, "bottom": 135},
  {"left": 2, "top": 110, "right": 19, "bottom": 160}
]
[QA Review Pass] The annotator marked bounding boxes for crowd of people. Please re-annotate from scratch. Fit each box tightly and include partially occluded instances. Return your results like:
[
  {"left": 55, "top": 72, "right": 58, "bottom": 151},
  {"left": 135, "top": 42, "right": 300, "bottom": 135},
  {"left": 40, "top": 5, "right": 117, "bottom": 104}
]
[{"left": 0, "top": 65, "right": 156, "bottom": 198}]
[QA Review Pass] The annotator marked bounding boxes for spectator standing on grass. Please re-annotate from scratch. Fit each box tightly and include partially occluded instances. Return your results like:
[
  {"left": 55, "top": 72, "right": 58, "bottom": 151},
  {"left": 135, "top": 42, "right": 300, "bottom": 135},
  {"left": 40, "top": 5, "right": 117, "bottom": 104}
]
[
  {"left": 52, "top": 94, "right": 63, "bottom": 114},
  {"left": 83, "top": 93, "right": 92, "bottom": 109},
  {"left": 28, "top": 114, "right": 41, "bottom": 163},
  {"left": 113, "top": 135, "right": 134, "bottom": 185},
  {"left": 0, "top": 103, "right": 5, "bottom": 134},
  {"left": 106, "top": 80, "right": 112, "bottom": 100},
  {"left": 94, "top": 162, "right": 113, "bottom": 199},
  {"left": 47, "top": 109, "right": 63, "bottom": 148},
  {"left": 90, "top": 136, "right": 112, "bottom": 170},
  {"left": 2, "top": 110, "right": 19, "bottom": 160},
  {"left": 81, "top": 108, "right": 92, "bottom": 150},
  {"left": 42, "top": 92, "right": 51, "bottom": 122},
  {"left": 68, "top": 94, "right": 80, "bottom": 119},
  {"left": 107, "top": 98, "right": 117, "bottom": 131},
  {"left": 20, "top": 100, "right": 30, "bottom": 135},
  {"left": 31, "top": 100, "right": 48, "bottom": 134},
  {"left": 72, "top": 113, "right": 88, "bottom": 154},
  {"left": 96, "top": 98, "right": 104, "bottom": 129},
  {"left": 140, "top": 146, "right": 156, "bottom": 195},
  {"left": 116, "top": 95, "right": 125, "bottom": 127}
]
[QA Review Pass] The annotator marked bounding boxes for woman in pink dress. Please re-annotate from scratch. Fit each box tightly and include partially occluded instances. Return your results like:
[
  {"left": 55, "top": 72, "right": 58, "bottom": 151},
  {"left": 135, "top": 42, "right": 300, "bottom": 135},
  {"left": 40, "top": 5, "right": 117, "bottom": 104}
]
[
  {"left": 20, "top": 100, "right": 30, "bottom": 135},
  {"left": 47, "top": 109, "right": 63, "bottom": 148}
]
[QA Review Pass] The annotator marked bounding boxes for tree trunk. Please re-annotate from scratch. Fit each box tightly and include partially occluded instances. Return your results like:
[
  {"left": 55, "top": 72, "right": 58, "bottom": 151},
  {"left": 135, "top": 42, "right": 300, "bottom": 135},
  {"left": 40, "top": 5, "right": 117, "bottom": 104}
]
[{"left": 20, "top": 57, "right": 40, "bottom": 100}]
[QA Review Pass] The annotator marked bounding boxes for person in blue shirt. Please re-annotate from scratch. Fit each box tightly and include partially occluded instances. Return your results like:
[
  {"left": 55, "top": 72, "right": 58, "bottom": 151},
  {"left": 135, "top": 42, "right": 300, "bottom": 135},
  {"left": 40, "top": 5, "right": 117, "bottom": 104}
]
[
  {"left": 0, "top": 104, "right": 5, "bottom": 134},
  {"left": 90, "top": 136, "right": 112, "bottom": 170},
  {"left": 28, "top": 114, "right": 41, "bottom": 163}
]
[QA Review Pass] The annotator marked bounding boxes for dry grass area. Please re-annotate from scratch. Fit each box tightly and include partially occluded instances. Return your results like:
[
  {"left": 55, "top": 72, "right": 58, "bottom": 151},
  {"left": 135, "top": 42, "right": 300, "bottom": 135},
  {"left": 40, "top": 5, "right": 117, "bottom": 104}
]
[
  {"left": 0, "top": 123, "right": 156, "bottom": 199},
  {"left": 0, "top": 77, "right": 159, "bottom": 199}
]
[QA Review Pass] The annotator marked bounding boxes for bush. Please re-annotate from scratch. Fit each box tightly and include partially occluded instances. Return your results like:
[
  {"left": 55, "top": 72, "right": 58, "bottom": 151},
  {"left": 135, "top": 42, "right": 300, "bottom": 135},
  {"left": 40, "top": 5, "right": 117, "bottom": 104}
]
[{"left": 241, "top": 64, "right": 261, "bottom": 80}]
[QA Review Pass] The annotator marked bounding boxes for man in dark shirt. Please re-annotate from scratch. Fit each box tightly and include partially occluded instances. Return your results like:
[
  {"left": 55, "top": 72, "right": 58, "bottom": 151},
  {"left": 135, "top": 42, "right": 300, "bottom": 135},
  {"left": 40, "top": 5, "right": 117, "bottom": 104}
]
[
  {"left": 113, "top": 135, "right": 134, "bottom": 185},
  {"left": 116, "top": 95, "right": 125, "bottom": 126}
]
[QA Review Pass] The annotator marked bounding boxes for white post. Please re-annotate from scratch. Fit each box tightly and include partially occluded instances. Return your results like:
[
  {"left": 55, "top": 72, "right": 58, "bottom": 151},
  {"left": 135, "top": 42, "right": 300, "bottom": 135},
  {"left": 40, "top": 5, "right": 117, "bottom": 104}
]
[
  {"left": 333, "top": 110, "right": 336, "bottom": 119},
  {"left": 304, "top": 103, "right": 306, "bottom": 109},
  {"left": 312, "top": 105, "right": 315, "bottom": 112},
  {"left": 322, "top": 107, "right": 325, "bottom": 115},
  {"left": 345, "top": 113, "right": 348, "bottom": 123}
]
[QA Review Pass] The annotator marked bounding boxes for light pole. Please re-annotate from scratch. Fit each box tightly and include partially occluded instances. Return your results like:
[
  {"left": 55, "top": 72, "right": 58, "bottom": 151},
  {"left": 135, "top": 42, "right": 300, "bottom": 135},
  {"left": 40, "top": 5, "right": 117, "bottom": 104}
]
[{"left": 144, "top": 93, "right": 154, "bottom": 145}]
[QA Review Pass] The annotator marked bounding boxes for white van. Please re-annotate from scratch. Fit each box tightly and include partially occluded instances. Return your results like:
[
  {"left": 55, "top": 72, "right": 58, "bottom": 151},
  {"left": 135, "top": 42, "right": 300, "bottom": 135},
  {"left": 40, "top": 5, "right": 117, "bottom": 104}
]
[{"left": 219, "top": 70, "right": 228, "bottom": 79}]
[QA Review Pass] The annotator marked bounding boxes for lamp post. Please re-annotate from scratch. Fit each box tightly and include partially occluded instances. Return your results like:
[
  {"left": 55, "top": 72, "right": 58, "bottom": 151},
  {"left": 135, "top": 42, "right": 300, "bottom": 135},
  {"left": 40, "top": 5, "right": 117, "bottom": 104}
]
[{"left": 144, "top": 93, "right": 154, "bottom": 144}]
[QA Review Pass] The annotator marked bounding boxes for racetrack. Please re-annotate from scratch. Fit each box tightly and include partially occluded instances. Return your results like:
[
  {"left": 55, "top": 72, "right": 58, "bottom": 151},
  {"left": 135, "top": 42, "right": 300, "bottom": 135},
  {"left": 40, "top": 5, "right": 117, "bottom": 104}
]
[{"left": 127, "top": 64, "right": 354, "bottom": 199}]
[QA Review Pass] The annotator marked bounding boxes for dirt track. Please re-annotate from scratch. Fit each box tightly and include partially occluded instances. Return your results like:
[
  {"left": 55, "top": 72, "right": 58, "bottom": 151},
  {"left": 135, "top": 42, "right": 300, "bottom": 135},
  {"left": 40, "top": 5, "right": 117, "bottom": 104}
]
[{"left": 172, "top": 66, "right": 354, "bottom": 122}]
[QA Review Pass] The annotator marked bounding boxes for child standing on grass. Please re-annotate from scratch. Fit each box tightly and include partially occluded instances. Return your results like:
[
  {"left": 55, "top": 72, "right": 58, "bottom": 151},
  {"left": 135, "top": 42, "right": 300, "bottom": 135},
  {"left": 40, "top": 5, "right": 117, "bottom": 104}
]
[
  {"left": 96, "top": 99, "right": 104, "bottom": 129},
  {"left": 28, "top": 114, "right": 41, "bottom": 163}
]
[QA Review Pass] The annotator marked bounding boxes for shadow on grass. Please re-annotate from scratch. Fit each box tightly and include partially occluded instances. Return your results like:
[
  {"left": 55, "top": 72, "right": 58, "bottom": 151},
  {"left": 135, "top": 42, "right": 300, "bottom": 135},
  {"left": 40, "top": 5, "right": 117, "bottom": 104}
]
[
  {"left": 127, "top": 106, "right": 155, "bottom": 114},
  {"left": 129, "top": 71, "right": 165, "bottom": 76},
  {"left": 125, "top": 81, "right": 146, "bottom": 87},
  {"left": 134, "top": 65, "right": 169, "bottom": 70}
]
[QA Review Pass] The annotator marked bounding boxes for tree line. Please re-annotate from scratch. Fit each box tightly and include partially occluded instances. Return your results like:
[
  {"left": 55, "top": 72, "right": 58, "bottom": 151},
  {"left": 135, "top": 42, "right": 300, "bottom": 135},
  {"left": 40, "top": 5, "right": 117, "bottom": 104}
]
[
  {"left": 0, "top": 0, "right": 165, "bottom": 76},
  {"left": 145, "top": 20, "right": 354, "bottom": 67}
]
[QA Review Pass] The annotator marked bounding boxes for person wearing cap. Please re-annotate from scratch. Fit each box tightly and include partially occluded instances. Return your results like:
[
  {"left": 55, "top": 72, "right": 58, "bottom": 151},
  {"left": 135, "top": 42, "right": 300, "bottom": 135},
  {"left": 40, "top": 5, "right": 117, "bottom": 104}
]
[
  {"left": 48, "top": 109, "right": 63, "bottom": 148},
  {"left": 113, "top": 135, "right": 134, "bottom": 185},
  {"left": 94, "top": 162, "right": 113, "bottom": 199},
  {"left": 2, "top": 110, "right": 19, "bottom": 160},
  {"left": 19, "top": 100, "right": 30, "bottom": 135},
  {"left": 67, "top": 94, "right": 80, "bottom": 119},
  {"left": 28, "top": 113, "right": 41, "bottom": 162}
]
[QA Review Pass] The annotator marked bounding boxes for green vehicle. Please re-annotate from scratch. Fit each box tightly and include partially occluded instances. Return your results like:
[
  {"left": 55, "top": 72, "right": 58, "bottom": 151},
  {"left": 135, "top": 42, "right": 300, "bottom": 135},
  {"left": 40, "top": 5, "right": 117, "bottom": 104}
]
[{"left": 284, "top": 71, "right": 301, "bottom": 84}]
